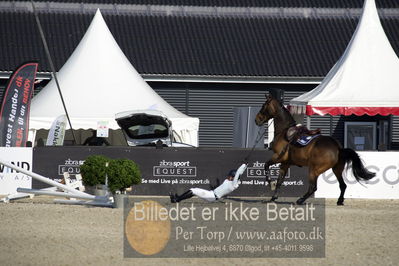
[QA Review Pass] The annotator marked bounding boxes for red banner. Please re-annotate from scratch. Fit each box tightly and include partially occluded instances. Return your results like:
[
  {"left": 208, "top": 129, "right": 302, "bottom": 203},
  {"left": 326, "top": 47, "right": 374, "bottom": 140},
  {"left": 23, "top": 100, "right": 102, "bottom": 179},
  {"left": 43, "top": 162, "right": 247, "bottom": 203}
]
[{"left": 0, "top": 62, "right": 38, "bottom": 147}]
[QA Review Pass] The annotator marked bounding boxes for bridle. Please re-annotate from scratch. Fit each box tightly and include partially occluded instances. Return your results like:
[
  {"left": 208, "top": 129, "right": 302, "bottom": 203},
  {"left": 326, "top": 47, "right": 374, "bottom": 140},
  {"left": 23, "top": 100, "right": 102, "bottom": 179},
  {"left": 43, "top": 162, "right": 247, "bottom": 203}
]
[
  {"left": 257, "top": 99, "right": 274, "bottom": 125},
  {"left": 260, "top": 103, "right": 271, "bottom": 116}
]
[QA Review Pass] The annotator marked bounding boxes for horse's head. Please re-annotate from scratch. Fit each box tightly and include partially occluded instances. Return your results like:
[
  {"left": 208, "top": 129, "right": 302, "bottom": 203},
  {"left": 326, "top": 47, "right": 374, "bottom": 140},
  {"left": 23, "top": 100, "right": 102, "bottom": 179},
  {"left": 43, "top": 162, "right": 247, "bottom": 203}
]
[{"left": 255, "top": 94, "right": 280, "bottom": 126}]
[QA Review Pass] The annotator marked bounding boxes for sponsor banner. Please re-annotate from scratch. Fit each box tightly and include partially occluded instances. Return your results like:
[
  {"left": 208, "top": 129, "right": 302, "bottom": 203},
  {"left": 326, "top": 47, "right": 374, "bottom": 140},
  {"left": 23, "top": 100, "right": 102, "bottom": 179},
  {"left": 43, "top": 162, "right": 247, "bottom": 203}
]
[
  {"left": 0, "top": 147, "right": 33, "bottom": 194},
  {"left": 46, "top": 115, "right": 67, "bottom": 146},
  {"left": 0, "top": 62, "right": 38, "bottom": 147},
  {"left": 123, "top": 197, "right": 325, "bottom": 258},
  {"left": 315, "top": 152, "right": 399, "bottom": 199},
  {"left": 32, "top": 147, "right": 309, "bottom": 197}
]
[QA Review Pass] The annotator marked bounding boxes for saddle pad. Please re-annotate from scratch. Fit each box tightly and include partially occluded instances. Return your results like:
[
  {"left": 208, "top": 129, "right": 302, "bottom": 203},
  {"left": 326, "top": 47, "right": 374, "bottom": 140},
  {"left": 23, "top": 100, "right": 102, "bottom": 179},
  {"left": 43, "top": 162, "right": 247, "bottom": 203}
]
[{"left": 296, "top": 134, "right": 321, "bottom": 146}]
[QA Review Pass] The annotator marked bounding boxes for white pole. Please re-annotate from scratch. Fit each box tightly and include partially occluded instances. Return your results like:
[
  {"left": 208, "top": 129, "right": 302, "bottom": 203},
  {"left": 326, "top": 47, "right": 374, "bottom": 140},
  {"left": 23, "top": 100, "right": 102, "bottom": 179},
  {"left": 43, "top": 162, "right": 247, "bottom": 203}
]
[
  {"left": 306, "top": 116, "right": 311, "bottom": 129},
  {"left": 1, "top": 193, "right": 31, "bottom": 203},
  {"left": 16, "top": 188, "right": 102, "bottom": 201},
  {"left": 1, "top": 187, "right": 57, "bottom": 203},
  {"left": 0, "top": 158, "right": 90, "bottom": 198},
  {"left": 53, "top": 199, "right": 113, "bottom": 207},
  {"left": 246, "top": 107, "right": 251, "bottom": 147}
]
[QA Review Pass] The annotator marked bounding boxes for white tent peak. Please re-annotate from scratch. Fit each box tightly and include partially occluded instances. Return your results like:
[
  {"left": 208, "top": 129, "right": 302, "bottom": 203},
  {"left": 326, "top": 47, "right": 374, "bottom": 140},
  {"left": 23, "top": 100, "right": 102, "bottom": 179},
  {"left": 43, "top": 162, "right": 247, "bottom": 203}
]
[
  {"left": 290, "top": 0, "right": 399, "bottom": 116},
  {"left": 29, "top": 9, "right": 199, "bottom": 145}
]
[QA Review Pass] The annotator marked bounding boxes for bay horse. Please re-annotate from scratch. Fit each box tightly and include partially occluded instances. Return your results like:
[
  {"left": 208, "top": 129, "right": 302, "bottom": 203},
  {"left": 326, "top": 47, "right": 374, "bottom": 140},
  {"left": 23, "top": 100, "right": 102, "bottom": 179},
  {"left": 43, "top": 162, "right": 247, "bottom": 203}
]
[{"left": 255, "top": 94, "right": 375, "bottom": 205}]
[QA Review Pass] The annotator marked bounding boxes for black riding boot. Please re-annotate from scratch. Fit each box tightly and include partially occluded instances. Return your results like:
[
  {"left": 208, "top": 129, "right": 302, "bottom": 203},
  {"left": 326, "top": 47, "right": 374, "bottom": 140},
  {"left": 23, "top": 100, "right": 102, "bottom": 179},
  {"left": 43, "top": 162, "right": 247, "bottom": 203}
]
[
  {"left": 169, "top": 192, "right": 176, "bottom": 203},
  {"left": 171, "top": 190, "right": 194, "bottom": 203}
]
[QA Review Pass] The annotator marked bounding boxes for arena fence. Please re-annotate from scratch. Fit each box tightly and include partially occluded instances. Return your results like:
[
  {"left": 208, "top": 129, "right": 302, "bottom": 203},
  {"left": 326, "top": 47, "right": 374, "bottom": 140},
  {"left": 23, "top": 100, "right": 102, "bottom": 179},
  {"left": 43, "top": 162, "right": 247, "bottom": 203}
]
[{"left": 1, "top": 147, "right": 397, "bottom": 199}]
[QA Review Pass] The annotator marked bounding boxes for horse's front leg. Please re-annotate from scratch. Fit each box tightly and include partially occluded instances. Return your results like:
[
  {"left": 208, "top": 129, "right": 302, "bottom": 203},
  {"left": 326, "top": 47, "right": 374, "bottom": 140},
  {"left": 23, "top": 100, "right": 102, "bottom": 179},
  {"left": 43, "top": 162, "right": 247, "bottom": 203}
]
[
  {"left": 264, "top": 152, "right": 283, "bottom": 182},
  {"left": 270, "top": 163, "right": 289, "bottom": 202},
  {"left": 264, "top": 159, "right": 273, "bottom": 182}
]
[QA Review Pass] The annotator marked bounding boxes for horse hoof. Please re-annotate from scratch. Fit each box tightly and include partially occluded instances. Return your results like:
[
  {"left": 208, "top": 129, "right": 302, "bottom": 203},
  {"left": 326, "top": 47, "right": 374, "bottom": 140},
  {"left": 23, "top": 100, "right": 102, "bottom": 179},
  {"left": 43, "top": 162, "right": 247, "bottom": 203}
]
[
  {"left": 337, "top": 201, "right": 344, "bottom": 206},
  {"left": 296, "top": 198, "right": 305, "bottom": 205},
  {"left": 271, "top": 196, "right": 278, "bottom": 202}
]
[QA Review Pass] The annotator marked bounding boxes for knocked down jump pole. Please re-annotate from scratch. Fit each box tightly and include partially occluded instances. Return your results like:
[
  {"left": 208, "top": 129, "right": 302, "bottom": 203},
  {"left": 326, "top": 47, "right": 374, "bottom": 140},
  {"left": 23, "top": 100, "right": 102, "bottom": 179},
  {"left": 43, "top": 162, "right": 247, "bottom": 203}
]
[
  {"left": 17, "top": 188, "right": 102, "bottom": 201},
  {"left": 53, "top": 199, "right": 113, "bottom": 207},
  {"left": 0, "top": 158, "right": 90, "bottom": 198}
]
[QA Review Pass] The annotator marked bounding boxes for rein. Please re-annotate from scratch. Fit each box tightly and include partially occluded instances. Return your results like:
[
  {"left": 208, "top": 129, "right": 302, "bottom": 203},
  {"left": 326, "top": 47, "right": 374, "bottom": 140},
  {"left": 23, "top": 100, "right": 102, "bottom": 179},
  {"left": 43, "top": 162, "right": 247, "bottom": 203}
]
[
  {"left": 244, "top": 98, "right": 295, "bottom": 163},
  {"left": 243, "top": 122, "right": 270, "bottom": 163}
]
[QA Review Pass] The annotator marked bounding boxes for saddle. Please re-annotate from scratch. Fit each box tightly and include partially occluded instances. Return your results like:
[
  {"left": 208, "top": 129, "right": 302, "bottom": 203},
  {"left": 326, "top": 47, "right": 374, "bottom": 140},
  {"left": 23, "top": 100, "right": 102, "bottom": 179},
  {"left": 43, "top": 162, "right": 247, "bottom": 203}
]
[
  {"left": 274, "top": 125, "right": 321, "bottom": 160},
  {"left": 286, "top": 125, "right": 321, "bottom": 146}
]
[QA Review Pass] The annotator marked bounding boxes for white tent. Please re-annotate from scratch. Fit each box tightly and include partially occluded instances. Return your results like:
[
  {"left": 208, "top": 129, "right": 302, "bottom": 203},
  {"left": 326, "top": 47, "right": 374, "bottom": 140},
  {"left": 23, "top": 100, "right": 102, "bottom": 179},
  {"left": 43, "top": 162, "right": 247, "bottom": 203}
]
[
  {"left": 29, "top": 10, "right": 199, "bottom": 146},
  {"left": 290, "top": 0, "right": 399, "bottom": 116}
]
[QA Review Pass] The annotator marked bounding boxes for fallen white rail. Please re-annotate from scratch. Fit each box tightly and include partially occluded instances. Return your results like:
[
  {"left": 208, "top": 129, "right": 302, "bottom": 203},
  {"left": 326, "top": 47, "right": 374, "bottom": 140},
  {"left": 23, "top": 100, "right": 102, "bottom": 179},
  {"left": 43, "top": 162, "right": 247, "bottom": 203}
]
[
  {"left": 1, "top": 187, "right": 57, "bottom": 203},
  {"left": 53, "top": 199, "right": 113, "bottom": 207},
  {"left": 2, "top": 192, "right": 32, "bottom": 203},
  {"left": 0, "top": 158, "right": 90, "bottom": 198},
  {"left": 0, "top": 158, "right": 113, "bottom": 207},
  {"left": 16, "top": 188, "right": 106, "bottom": 201}
]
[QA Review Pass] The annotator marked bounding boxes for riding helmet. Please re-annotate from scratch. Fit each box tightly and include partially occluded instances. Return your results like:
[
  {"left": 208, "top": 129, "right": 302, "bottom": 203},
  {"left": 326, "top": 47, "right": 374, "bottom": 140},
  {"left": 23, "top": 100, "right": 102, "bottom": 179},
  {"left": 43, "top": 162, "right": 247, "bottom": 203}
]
[{"left": 228, "top": 169, "right": 237, "bottom": 177}]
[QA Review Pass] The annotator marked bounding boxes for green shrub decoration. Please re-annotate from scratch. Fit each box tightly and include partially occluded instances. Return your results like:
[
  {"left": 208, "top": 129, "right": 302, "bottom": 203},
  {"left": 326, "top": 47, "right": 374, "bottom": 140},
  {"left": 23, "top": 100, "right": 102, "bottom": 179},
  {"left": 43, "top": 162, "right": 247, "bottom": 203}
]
[
  {"left": 80, "top": 155, "right": 141, "bottom": 193},
  {"left": 80, "top": 155, "right": 111, "bottom": 186},
  {"left": 107, "top": 159, "right": 141, "bottom": 193}
]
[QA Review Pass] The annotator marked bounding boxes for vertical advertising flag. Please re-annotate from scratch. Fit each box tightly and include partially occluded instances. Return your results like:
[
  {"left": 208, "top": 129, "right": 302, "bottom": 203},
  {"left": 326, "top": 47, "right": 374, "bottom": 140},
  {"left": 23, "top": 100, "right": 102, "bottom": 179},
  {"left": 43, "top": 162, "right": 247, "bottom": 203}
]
[
  {"left": 0, "top": 62, "right": 38, "bottom": 147},
  {"left": 46, "top": 115, "right": 67, "bottom": 146}
]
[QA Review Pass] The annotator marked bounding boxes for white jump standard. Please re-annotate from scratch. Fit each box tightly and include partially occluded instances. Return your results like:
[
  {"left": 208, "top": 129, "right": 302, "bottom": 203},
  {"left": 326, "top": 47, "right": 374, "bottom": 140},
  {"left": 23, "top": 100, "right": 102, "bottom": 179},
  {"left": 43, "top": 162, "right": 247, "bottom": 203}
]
[
  {"left": 0, "top": 158, "right": 113, "bottom": 207},
  {"left": 170, "top": 163, "right": 247, "bottom": 203}
]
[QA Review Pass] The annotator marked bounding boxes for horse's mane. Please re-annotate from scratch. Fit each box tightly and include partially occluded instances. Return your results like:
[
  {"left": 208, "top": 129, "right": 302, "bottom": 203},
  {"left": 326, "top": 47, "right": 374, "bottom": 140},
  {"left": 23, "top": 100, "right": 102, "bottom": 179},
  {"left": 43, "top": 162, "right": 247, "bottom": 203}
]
[{"left": 274, "top": 99, "right": 297, "bottom": 128}]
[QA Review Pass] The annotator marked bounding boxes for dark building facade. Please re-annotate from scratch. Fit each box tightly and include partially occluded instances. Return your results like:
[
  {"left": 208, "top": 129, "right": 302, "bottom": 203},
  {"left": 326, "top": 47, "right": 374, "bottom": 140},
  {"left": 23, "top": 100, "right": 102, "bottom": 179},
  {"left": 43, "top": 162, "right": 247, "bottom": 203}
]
[{"left": 0, "top": 1, "right": 399, "bottom": 148}]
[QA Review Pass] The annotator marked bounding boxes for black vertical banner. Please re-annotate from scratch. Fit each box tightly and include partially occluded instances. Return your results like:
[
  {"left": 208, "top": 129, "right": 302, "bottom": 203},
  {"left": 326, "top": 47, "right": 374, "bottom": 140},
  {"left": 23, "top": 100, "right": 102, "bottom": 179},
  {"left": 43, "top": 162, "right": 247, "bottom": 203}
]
[{"left": 0, "top": 62, "right": 38, "bottom": 147}]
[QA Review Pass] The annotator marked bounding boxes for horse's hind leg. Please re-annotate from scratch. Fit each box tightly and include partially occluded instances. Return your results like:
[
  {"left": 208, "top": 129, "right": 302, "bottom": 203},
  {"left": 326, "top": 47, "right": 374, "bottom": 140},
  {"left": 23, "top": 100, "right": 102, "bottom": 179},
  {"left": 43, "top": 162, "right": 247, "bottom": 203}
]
[
  {"left": 296, "top": 166, "right": 322, "bottom": 205},
  {"left": 333, "top": 161, "right": 347, "bottom": 206},
  {"left": 296, "top": 177, "right": 317, "bottom": 205}
]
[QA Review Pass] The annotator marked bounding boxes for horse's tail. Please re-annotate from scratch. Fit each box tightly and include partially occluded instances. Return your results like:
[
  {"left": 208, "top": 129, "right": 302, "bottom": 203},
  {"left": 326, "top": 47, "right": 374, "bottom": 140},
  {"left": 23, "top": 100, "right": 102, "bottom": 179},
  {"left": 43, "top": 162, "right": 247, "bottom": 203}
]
[{"left": 339, "top": 148, "right": 375, "bottom": 181}]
